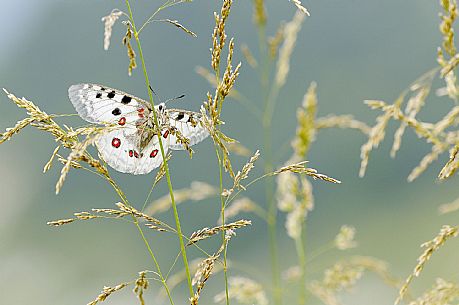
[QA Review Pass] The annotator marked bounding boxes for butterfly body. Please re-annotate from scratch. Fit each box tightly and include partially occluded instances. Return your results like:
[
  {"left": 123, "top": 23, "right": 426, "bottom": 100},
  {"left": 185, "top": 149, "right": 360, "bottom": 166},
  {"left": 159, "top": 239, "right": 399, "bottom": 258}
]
[{"left": 68, "top": 83, "right": 208, "bottom": 175}]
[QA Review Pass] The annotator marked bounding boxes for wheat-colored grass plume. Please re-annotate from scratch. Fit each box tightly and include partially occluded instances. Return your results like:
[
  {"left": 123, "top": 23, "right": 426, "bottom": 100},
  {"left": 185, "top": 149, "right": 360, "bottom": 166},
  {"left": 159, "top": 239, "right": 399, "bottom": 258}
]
[
  {"left": 145, "top": 181, "right": 217, "bottom": 216},
  {"left": 334, "top": 225, "right": 357, "bottom": 250},
  {"left": 214, "top": 276, "right": 268, "bottom": 305},
  {"left": 292, "top": 82, "right": 317, "bottom": 158},
  {"left": 122, "top": 21, "right": 137, "bottom": 76},
  {"left": 133, "top": 271, "right": 149, "bottom": 305},
  {"left": 187, "top": 219, "right": 251, "bottom": 246},
  {"left": 409, "top": 278, "right": 459, "bottom": 305},
  {"left": 101, "top": 9, "right": 124, "bottom": 50},
  {"left": 396, "top": 225, "right": 459, "bottom": 304},
  {"left": 87, "top": 283, "right": 129, "bottom": 305},
  {"left": 275, "top": 10, "right": 305, "bottom": 88},
  {"left": 290, "top": 0, "right": 310, "bottom": 16}
]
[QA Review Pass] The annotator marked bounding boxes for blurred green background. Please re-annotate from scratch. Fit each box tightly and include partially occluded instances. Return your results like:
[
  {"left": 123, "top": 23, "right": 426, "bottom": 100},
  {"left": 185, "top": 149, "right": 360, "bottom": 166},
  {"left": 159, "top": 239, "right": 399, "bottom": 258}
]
[{"left": 1, "top": 0, "right": 459, "bottom": 304}]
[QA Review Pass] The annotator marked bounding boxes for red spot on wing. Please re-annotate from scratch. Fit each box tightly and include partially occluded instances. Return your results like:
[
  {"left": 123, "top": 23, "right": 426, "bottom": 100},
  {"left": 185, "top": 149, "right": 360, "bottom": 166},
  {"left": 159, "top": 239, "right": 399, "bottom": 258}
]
[
  {"left": 111, "top": 138, "right": 121, "bottom": 148},
  {"left": 134, "top": 151, "right": 139, "bottom": 158},
  {"left": 163, "top": 130, "right": 169, "bottom": 138},
  {"left": 150, "top": 149, "right": 159, "bottom": 158},
  {"left": 118, "top": 117, "right": 126, "bottom": 126},
  {"left": 129, "top": 150, "right": 134, "bottom": 157},
  {"left": 138, "top": 108, "right": 145, "bottom": 118}
]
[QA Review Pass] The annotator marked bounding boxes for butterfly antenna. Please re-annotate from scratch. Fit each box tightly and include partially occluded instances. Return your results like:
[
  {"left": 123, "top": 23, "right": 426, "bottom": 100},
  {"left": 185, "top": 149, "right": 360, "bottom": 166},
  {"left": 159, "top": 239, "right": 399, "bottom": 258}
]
[
  {"left": 164, "top": 94, "right": 185, "bottom": 105},
  {"left": 149, "top": 85, "right": 163, "bottom": 102}
]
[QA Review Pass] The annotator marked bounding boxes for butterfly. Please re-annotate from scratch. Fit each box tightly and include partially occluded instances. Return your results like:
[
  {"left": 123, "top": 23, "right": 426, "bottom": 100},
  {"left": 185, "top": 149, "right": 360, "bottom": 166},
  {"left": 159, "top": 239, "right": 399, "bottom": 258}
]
[{"left": 68, "top": 83, "right": 209, "bottom": 175}]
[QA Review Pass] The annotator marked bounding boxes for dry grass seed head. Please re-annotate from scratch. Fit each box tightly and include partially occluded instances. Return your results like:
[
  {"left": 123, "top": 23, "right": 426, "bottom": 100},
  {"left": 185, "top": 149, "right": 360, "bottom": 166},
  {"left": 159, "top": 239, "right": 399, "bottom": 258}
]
[
  {"left": 315, "top": 115, "right": 371, "bottom": 135},
  {"left": 214, "top": 276, "right": 268, "bottom": 305},
  {"left": 211, "top": 0, "right": 233, "bottom": 72},
  {"left": 133, "top": 271, "right": 149, "bottom": 305},
  {"left": 292, "top": 82, "right": 317, "bottom": 158},
  {"left": 268, "top": 23, "right": 285, "bottom": 58},
  {"left": 438, "top": 194, "right": 459, "bottom": 214},
  {"left": 291, "top": 0, "right": 311, "bottom": 16},
  {"left": 101, "top": 9, "right": 124, "bottom": 50},
  {"left": 396, "top": 225, "right": 459, "bottom": 305},
  {"left": 219, "top": 197, "right": 259, "bottom": 223},
  {"left": 145, "top": 181, "right": 217, "bottom": 215},
  {"left": 122, "top": 21, "right": 137, "bottom": 76},
  {"left": 408, "top": 278, "right": 459, "bottom": 305},
  {"left": 87, "top": 283, "right": 128, "bottom": 305},
  {"left": 187, "top": 219, "right": 251, "bottom": 246},
  {"left": 162, "top": 19, "right": 197, "bottom": 37},
  {"left": 252, "top": 0, "right": 267, "bottom": 26},
  {"left": 241, "top": 43, "right": 258, "bottom": 68},
  {"left": 275, "top": 10, "right": 305, "bottom": 88},
  {"left": 334, "top": 225, "right": 358, "bottom": 250}
]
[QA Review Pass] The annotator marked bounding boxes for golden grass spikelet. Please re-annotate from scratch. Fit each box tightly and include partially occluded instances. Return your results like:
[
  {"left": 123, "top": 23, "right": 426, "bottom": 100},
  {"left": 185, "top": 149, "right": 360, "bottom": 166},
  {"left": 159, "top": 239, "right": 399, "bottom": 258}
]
[
  {"left": 315, "top": 115, "right": 371, "bottom": 135},
  {"left": 439, "top": 195, "right": 459, "bottom": 214},
  {"left": 211, "top": 0, "right": 233, "bottom": 72},
  {"left": 191, "top": 231, "right": 233, "bottom": 305},
  {"left": 214, "top": 276, "right": 268, "bottom": 305},
  {"left": 292, "top": 82, "right": 317, "bottom": 158},
  {"left": 56, "top": 129, "right": 102, "bottom": 194},
  {"left": 232, "top": 149, "right": 260, "bottom": 191},
  {"left": 187, "top": 219, "right": 251, "bottom": 245},
  {"left": 274, "top": 10, "right": 305, "bottom": 88},
  {"left": 220, "top": 39, "right": 242, "bottom": 99},
  {"left": 308, "top": 282, "right": 341, "bottom": 305},
  {"left": 200, "top": 108, "right": 236, "bottom": 176},
  {"left": 396, "top": 225, "right": 459, "bottom": 305},
  {"left": 47, "top": 218, "right": 75, "bottom": 226},
  {"left": 115, "top": 202, "right": 166, "bottom": 228},
  {"left": 273, "top": 161, "right": 342, "bottom": 184},
  {"left": 439, "top": 145, "right": 459, "bottom": 179},
  {"left": 408, "top": 144, "right": 445, "bottom": 182},
  {"left": 87, "top": 283, "right": 128, "bottom": 305},
  {"left": 101, "top": 9, "right": 124, "bottom": 50},
  {"left": 282, "top": 265, "right": 302, "bottom": 281},
  {"left": 409, "top": 278, "right": 459, "bottom": 305},
  {"left": 268, "top": 23, "right": 285, "bottom": 58},
  {"left": 241, "top": 44, "right": 258, "bottom": 68},
  {"left": 162, "top": 19, "right": 197, "bottom": 37},
  {"left": 219, "top": 197, "right": 260, "bottom": 223},
  {"left": 145, "top": 181, "right": 217, "bottom": 215},
  {"left": 334, "top": 225, "right": 358, "bottom": 250},
  {"left": 359, "top": 96, "right": 404, "bottom": 177},
  {"left": 133, "top": 271, "right": 149, "bottom": 305},
  {"left": 226, "top": 142, "right": 252, "bottom": 157},
  {"left": 290, "top": 0, "right": 311, "bottom": 16},
  {"left": 391, "top": 71, "right": 436, "bottom": 158},
  {"left": 153, "top": 152, "right": 172, "bottom": 186},
  {"left": 252, "top": 0, "right": 267, "bottom": 26},
  {"left": 43, "top": 145, "right": 61, "bottom": 173},
  {"left": 122, "top": 21, "right": 137, "bottom": 76},
  {"left": 433, "top": 106, "right": 459, "bottom": 134},
  {"left": 439, "top": 0, "right": 458, "bottom": 57}
]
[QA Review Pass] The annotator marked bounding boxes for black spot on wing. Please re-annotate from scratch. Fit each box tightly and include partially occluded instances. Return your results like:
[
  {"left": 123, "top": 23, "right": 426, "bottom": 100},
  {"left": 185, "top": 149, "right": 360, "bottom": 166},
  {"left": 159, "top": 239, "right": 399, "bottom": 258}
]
[
  {"left": 96, "top": 93, "right": 102, "bottom": 98},
  {"left": 107, "top": 91, "right": 116, "bottom": 99},
  {"left": 121, "top": 95, "right": 132, "bottom": 104},
  {"left": 176, "top": 112, "right": 185, "bottom": 121},
  {"left": 112, "top": 108, "right": 121, "bottom": 116}
]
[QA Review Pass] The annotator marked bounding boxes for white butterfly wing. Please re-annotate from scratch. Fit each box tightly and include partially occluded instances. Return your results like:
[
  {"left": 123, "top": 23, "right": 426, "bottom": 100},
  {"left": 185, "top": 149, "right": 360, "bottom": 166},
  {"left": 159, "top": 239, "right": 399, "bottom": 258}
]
[
  {"left": 68, "top": 83, "right": 149, "bottom": 126},
  {"left": 96, "top": 129, "right": 170, "bottom": 175},
  {"left": 167, "top": 110, "right": 209, "bottom": 150}
]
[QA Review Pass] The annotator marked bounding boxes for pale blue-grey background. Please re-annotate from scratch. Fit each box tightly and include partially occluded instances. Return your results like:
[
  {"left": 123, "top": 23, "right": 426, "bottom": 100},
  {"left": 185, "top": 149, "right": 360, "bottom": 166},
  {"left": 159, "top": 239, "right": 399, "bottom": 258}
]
[{"left": 1, "top": 1, "right": 458, "bottom": 304}]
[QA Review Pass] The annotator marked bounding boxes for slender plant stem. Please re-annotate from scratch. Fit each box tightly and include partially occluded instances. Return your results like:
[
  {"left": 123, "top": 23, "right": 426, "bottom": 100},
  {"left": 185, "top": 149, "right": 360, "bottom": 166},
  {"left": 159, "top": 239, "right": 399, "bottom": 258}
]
[
  {"left": 257, "top": 19, "right": 282, "bottom": 305},
  {"left": 215, "top": 147, "right": 230, "bottom": 305},
  {"left": 294, "top": 227, "right": 307, "bottom": 305},
  {"left": 125, "top": 0, "right": 194, "bottom": 299},
  {"left": 104, "top": 174, "right": 175, "bottom": 305}
]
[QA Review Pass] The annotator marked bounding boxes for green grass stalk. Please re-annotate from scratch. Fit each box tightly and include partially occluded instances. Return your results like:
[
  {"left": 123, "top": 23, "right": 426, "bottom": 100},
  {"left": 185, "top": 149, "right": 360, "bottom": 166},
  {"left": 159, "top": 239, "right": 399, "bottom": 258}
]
[{"left": 125, "top": 0, "right": 194, "bottom": 299}]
